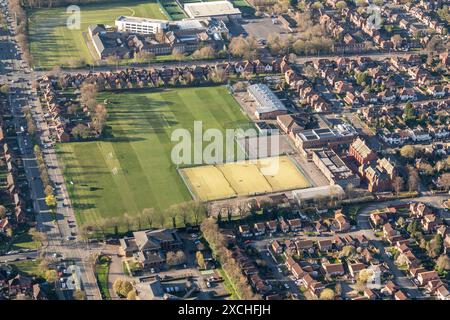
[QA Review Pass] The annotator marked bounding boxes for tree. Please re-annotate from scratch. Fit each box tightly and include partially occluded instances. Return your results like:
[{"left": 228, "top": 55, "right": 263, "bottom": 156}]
[
  {"left": 91, "top": 103, "right": 108, "bottom": 135},
  {"left": 267, "top": 33, "right": 290, "bottom": 55},
  {"left": 229, "top": 35, "right": 259, "bottom": 60},
  {"left": 73, "top": 289, "right": 86, "bottom": 300},
  {"left": 44, "top": 269, "right": 57, "bottom": 282},
  {"left": 319, "top": 288, "right": 335, "bottom": 300},
  {"left": 156, "top": 210, "right": 166, "bottom": 228},
  {"left": 196, "top": 251, "right": 206, "bottom": 269},
  {"left": 44, "top": 185, "right": 54, "bottom": 197},
  {"left": 436, "top": 255, "right": 450, "bottom": 273},
  {"left": 127, "top": 289, "right": 137, "bottom": 300},
  {"left": 79, "top": 83, "right": 98, "bottom": 109},
  {"left": 123, "top": 212, "right": 132, "bottom": 231},
  {"left": 191, "top": 201, "right": 206, "bottom": 226},
  {"left": 172, "top": 48, "right": 185, "bottom": 61},
  {"left": 30, "top": 229, "right": 46, "bottom": 244},
  {"left": 166, "top": 250, "right": 187, "bottom": 266},
  {"left": 400, "top": 145, "right": 416, "bottom": 160},
  {"left": 176, "top": 250, "right": 186, "bottom": 265},
  {"left": 192, "top": 46, "right": 216, "bottom": 60},
  {"left": 335, "top": 1, "right": 347, "bottom": 10},
  {"left": 438, "top": 173, "right": 450, "bottom": 191},
  {"left": 142, "top": 208, "right": 155, "bottom": 228},
  {"left": 71, "top": 123, "right": 91, "bottom": 140},
  {"left": 339, "top": 245, "right": 356, "bottom": 258},
  {"left": 391, "top": 34, "right": 403, "bottom": 49},
  {"left": 408, "top": 167, "right": 420, "bottom": 192},
  {"left": 134, "top": 50, "right": 155, "bottom": 62},
  {"left": 106, "top": 55, "right": 120, "bottom": 65},
  {"left": 311, "top": 1, "right": 323, "bottom": 9},
  {"left": 166, "top": 204, "right": 179, "bottom": 229},
  {"left": 392, "top": 176, "right": 404, "bottom": 195},
  {"left": 0, "top": 84, "right": 9, "bottom": 95},
  {"left": 355, "top": 71, "right": 368, "bottom": 86},
  {"left": 407, "top": 220, "right": 420, "bottom": 234},
  {"left": 45, "top": 194, "right": 57, "bottom": 209},
  {"left": 357, "top": 269, "right": 373, "bottom": 286},
  {"left": 397, "top": 217, "right": 405, "bottom": 228},
  {"left": 49, "top": 65, "right": 62, "bottom": 77},
  {"left": 113, "top": 279, "right": 123, "bottom": 295},
  {"left": 428, "top": 234, "right": 443, "bottom": 258},
  {"left": 116, "top": 280, "right": 133, "bottom": 297}
]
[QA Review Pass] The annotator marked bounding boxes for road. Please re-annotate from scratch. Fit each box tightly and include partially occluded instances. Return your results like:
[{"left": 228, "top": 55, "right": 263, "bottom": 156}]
[
  {"left": 0, "top": 251, "right": 38, "bottom": 263},
  {"left": 0, "top": 1, "right": 102, "bottom": 300},
  {"left": 356, "top": 195, "right": 448, "bottom": 299}
]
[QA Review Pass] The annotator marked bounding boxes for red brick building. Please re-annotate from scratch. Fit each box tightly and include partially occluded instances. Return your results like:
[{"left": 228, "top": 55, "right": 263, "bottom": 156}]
[{"left": 349, "top": 138, "right": 378, "bottom": 165}]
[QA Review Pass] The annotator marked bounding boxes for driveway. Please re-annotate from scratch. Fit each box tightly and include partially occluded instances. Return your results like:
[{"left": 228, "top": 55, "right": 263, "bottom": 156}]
[{"left": 107, "top": 254, "right": 128, "bottom": 300}]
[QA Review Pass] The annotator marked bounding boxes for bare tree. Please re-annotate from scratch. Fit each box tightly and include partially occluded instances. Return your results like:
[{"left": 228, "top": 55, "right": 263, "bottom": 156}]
[
  {"left": 438, "top": 173, "right": 450, "bottom": 191},
  {"left": 178, "top": 203, "right": 190, "bottom": 227},
  {"left": 408, "top": 166, "right": 420, "bottom": 192},
  {"left": 393, "top": 176, "right": 404, "bottom": 195},
  {"left": 142, "top": 208, "right": 155, "bottom": 228},
  {"left": 166, "top": 204, "right": 179, "bottom": 228},
  {"left": 156, "top": 210, "right": 166, "bottom": 229}
]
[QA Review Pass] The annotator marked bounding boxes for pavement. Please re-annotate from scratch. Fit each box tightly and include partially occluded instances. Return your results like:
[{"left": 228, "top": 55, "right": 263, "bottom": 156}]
[{"left": 0, "top": 1, "right": 102, "bottom": 300}]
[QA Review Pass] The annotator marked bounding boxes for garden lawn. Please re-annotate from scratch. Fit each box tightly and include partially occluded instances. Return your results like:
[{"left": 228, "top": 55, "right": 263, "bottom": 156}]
[
  {"left": 11, "top": 259, "right": 41, "bottom": 277},
  {"left": 10, "top": 232, "right": 40, "bottom": 250},
  {"left": 57, "top": 86, "right": 252, "bottom": 230},
  {"left": 28, "top": 0, "right": 167, "bottom": 69}
]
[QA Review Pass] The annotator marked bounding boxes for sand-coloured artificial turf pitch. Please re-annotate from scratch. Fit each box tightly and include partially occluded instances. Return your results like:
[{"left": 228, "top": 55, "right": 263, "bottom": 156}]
[
  {"left": 216, "top": 161, "right": 273, "bottom": 196},
  {"left": 181, "top": 165, "right": 237, "bottom": 201},
  {"left": 257, "top": 156, "right": 311, "bottom": 191},
  {"left": 180, "top": 156, "right": 311, "bottom": 201}
]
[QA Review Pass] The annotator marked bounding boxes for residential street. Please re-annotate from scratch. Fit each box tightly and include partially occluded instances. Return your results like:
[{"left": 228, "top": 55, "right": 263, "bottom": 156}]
[
  {"left": 356, "top": 195, "right": 448, "bottom": 299},
  {"left": 0, "top": 2, "right": 102, "bottom": 300}
]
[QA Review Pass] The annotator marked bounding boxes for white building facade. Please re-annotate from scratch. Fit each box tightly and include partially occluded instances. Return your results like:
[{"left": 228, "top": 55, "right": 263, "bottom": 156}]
[{"left": 115, "top": 16, "right": 169, "bottom": 35}]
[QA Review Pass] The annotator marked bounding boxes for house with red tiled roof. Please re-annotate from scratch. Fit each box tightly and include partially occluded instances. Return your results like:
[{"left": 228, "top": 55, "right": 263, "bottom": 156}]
[
  {"left": 348, "top": 262, "right": 366, "bottom": 278},
  {"left": 417, "top": 270, "right": 440, "bottom": 286},
  {"left": 322, "top": 262, "right": 345, "bottom": 277},
  {"left": 317, "top": 239, "right": 333, "bottom": 252},
  {"left": 394, "top": 290, "right": 408, "bottom": 300}
]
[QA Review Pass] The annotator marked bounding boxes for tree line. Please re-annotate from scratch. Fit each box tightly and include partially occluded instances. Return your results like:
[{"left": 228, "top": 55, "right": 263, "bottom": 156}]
[
  {"left": 201, "top": 217, "right": 260, "bottom": 300},
  {"left": 79, "top": 200, "right": 207, "bottom": 239},
  {"left": 8, "top": 0, "right": 33, "bottom": 64}
]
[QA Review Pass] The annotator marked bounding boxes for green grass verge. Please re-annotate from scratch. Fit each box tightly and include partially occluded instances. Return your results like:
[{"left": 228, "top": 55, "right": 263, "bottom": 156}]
[
  {"left": 217, "top": 267, "right": 240, "bottom": 300},
  {"left": 10, "top": 233, "right": 40, "bottom": 250},
  {"left": 28, "top": 0, "right": 167, "bottom": 69},
  {"left": 95, "top": 259, "right": 111, "bottom": 300},
  {"left": 56, "top": 86, "right": 252, "bottom": 230},
  {"left": 10, "top": 259, "right": 41, "bottom": 277}
]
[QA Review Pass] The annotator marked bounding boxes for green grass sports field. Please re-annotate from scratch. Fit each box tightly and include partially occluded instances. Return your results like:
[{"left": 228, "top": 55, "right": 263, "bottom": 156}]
[
  {"left": 56, "top": 86, "right": 252, "bottom": 228},
  {"left": 28, "top": 1, "right": 167, "bottom": 69}
]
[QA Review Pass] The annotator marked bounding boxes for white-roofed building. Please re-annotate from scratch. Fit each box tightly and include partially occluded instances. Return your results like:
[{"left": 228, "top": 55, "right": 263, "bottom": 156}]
[
  {"left": 248, "top": 83, "right": 288, "bottom": 120},
  {"left": 292, "top": 185, "right": 345, "bottom": 205},
  {"left": 183, "top": 1, "right": 242, "bottom": 21}
]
